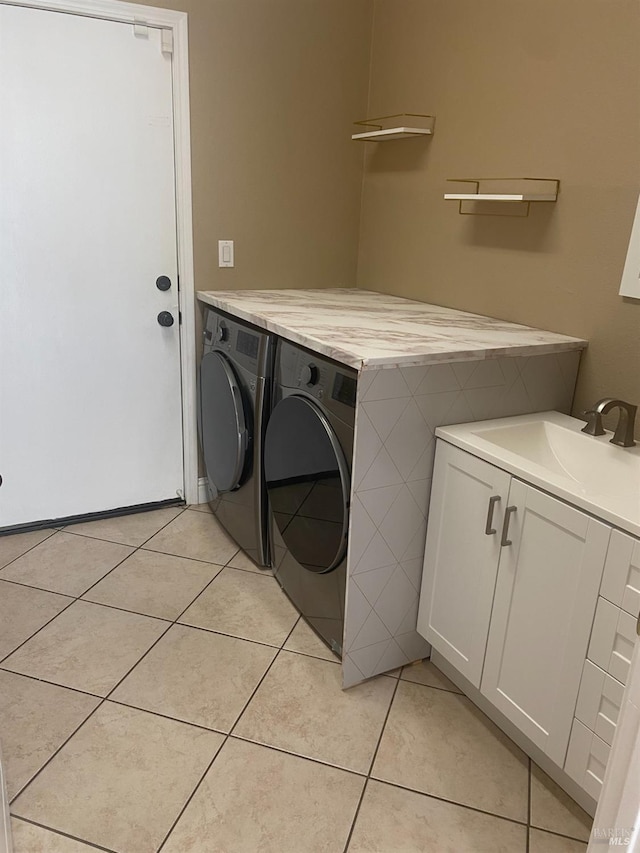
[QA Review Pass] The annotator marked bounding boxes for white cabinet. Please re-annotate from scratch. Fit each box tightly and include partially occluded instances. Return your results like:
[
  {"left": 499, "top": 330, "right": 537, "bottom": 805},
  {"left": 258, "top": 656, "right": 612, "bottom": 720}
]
[
  {"left": 481, "top": 480, "right": 609, "bottom": 764},
  {"left": 419, "top": 440, "right": 611, "bottom": 766},
  {"left": 417, "top": 442, "right": 510, "bottom": 686},
  {"left": 565, "top": 720, "right": 611, "bottom": 801},
  {"left": 575, "top": 660, "right": 625, "bottom": 747},
  {"left": 600, "top": 530, "right": 640, "bottom": 619},
  {"left": 588, "top": 598, "right": 636, "bottom": 686}
]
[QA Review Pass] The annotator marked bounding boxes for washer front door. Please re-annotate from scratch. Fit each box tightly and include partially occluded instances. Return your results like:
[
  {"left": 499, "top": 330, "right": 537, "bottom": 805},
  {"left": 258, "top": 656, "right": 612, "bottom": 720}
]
[
  {"left": 199, "top": 351, "right": 250, "bottom": 496},
  {"left": 264, "top": 395, "right": 350, "bottom": 573}
]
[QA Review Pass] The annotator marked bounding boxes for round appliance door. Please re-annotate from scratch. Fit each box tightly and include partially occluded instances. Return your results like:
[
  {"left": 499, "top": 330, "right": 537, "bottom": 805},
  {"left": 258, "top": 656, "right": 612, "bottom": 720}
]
[
  {"left": 199, "top": 351, "right": 249, "bottom": 494},
  {"left": 264, "top": 395, "right": 350, "bottom": 574}
]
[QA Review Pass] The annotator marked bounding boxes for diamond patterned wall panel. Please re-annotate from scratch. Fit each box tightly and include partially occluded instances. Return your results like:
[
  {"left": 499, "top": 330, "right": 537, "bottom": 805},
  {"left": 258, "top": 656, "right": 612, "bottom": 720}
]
[{"left": 342, "top": 350, "right": 582, "bottom": 687}]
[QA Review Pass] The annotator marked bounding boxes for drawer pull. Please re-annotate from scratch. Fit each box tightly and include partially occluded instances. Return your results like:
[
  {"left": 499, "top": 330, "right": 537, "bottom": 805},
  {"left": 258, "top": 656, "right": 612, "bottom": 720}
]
[
  {"left": 501, "top": 506, "right": 517, "bottom": 547},
  {"left": 485, "top": 495, "right": 501, "bottom": 535}
]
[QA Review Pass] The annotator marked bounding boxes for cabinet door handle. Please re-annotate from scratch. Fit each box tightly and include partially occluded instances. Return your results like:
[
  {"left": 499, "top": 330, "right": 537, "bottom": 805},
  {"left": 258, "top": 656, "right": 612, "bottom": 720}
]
[
  {"left": 485, "top": 495, "right": 501, "bottom": 535},
  {"left": 501, "top": 506, "right": 517, "bottom": 546}
]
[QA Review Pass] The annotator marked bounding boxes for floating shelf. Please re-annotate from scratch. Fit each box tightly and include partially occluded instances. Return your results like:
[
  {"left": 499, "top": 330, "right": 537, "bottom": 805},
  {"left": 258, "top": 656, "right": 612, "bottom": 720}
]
[
  {"left": 352, "top": 113, "right": 434, "bottom": 142},
  {"left": 445, "top": 178, "right": 560, "bottom": 216}
]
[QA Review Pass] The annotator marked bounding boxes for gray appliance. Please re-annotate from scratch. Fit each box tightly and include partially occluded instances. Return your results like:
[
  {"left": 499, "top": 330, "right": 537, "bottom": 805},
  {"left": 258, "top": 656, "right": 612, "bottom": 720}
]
[
  {"left": 264, "top": 339, "right": 356, "bottom": 655},
  {"left": 198, "top": 306, "right": 273, "bottom": 566}
]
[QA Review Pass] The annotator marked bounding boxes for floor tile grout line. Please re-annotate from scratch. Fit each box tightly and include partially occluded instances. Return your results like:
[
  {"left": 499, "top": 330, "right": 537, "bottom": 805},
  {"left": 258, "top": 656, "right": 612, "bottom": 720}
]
[
  {"left": 3, "top": 513, "right": 589, "bottom": 848},
  {"left": 105, "top": 696, "right": 229, "bottom": 736},
  {"left": 102, "top": 537, "right": 279, "bottom": 704},
  {"left": 0, "top": 528, "right": 58, "bottom": 573},
  {"left": 155, "top": 735, "right": 228, "bottom": 853},
  {"left": 0, "top": 667, "right": 104, "bottom": 701},
  {"left": 169, "top": 619, "right": 289, "bottom": 652},
  {"left": 136, "top": 505, "right": 191, "bottom": 549},
  {"left": 1, "top": 507, "right": 193, "bottom": 611},
  {"left": 226, "top": 619, "right": 301, "bottom": 737},
  {"left": 343, "top": 666, "right": 402, "bottom": 852},
  {"left": 530, "top": 825, "right": 593, "bottom": 845},
  {"left": 398, "top": 676, "right": 463, "bottom": 695},
  {"left": 75, "top": 597, "right": 177, "bottom": 624},
  {"left": 226, "top": 733, "right": 369, "bottom": 780},
  {"left": 6, "top": 658, "right": 590, "bottom": 848},
  {"left": 368, "top": 777, "right": 531, "bottom": 830},
  {"left": 9, "top": 698, "right": 106, "bottom": 806},
  {"left": 77, "top": 511, "right": 196, "bottom": 600},
  {"left": 0, "top": 576, "right": 176, "bottom": 625},
  {"left": 156, "top": 644, "right": 290, "bottom": 852},
  {"left": 102, "top": 621, "right": 174, "bottom": 702},
  {"left": 365, "top": 674, "right": 401, "bottom": 778},
  {"left": 2, "top": 503, "right": 188, "bottom": 573},
  {"left": 341, "top": 777, "right": 370, "bottom": 853},
  {"left": 154, "top": 612, "right": 306, "bottom": 849},
  {"left": 139, "top": 545, "right": 239, "bottom": 567},
  {"left": 9, "top": 815, "right": 117, "bottom": 853},
  {"left": 0, "top": 592, "right": 77, "bottom": 667}
]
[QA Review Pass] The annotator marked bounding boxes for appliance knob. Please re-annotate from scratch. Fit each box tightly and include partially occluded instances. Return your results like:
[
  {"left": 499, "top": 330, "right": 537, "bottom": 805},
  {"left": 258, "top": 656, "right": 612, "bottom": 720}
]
[
  {"left": 215, "top": 324, "right": 228, "bottom": 343},
  {"left": 301, "top": 363, "right": 319, "bottom": 386}
]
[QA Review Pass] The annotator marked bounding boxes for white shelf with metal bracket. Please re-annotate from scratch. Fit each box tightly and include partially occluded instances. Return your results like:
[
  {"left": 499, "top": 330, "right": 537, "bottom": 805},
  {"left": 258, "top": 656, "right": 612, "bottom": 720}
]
[
  {"left": 352, "top": 113, "right": 435, "bottom": 141},
  {"left": 445, "top": 178, "right": 560, "bottom": 216}
]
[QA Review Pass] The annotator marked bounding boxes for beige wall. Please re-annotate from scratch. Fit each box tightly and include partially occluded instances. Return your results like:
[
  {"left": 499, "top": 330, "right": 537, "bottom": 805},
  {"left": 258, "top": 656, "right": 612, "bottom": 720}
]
[
  {"left": 357, "top": 0, "right": 640, "bottom": 426},
  {"left": 151, "top": 0, "right": 372, "bottom": 292}
]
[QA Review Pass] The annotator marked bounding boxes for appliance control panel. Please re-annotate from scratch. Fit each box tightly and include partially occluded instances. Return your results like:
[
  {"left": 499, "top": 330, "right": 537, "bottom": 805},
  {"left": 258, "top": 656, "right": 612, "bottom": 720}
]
[
  {"left": 278, "top": 342, "right": 357, "bottom": 410},
  {"left": 202, "top": 307, "right": 270, "bottom": 375}
]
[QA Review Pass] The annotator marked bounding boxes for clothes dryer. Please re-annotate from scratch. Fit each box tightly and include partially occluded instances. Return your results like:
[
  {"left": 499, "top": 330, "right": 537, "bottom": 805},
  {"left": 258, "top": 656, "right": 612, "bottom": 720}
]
[
  {"left": 198, "top": 307, "right": 273, "bottom": 566},
  {"left": 264, "top": 339, "right": 356, "bottom": 655}
]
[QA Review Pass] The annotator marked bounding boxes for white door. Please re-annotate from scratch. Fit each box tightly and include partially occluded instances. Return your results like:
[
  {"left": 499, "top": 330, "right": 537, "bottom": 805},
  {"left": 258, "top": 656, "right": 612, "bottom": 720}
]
[
  {"left": 417, "top": 442, "right": 510, "bottom": 687},
  {"left": 0, "top": 5, "right": 184, "bottom": 528},
  {"left": 481, "top": 481, "right": 610, "bottom": 765}
]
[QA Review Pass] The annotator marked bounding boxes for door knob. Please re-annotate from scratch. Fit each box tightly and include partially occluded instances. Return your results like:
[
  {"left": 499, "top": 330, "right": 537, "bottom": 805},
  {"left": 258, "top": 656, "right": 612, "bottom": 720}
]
[{"left": 157, "top": 311, "right": 174, "bottom": 327}]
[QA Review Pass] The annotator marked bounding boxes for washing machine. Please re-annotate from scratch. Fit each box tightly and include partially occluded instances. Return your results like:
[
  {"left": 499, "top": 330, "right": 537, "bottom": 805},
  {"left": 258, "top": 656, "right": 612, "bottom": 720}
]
[
  {"left": 264, "top": 339, "right": 356, "bottom": 656},
  {"left": 198, "top": 306, "right": 274, "bottom": 567}
]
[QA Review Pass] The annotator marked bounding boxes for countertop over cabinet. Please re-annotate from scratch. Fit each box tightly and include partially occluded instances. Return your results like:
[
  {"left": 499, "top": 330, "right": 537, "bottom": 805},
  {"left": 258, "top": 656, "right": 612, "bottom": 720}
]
[{"left": 196, "top": 288, "right": 587, "bottom": 370}]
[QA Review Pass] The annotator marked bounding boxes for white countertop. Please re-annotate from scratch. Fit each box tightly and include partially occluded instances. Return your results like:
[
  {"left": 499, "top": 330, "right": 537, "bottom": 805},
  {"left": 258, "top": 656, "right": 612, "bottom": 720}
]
[{"left": 196, "top": 288, "right": 587, "bottom": 370}]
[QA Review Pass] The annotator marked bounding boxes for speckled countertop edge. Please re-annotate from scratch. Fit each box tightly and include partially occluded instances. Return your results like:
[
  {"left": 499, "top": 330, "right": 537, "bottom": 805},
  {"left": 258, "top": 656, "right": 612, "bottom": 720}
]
[{"left": 196, "top": 288, "right": 587, "bottom": 371}]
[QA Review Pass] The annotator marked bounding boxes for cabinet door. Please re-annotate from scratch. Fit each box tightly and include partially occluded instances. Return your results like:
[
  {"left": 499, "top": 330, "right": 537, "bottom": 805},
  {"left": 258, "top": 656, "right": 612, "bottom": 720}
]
[
  {"left": 481, "top": 481, "right": 610, "bottom": 764},
  {"left": 417, "top": 441, "right": 510, "bottom": 687}
]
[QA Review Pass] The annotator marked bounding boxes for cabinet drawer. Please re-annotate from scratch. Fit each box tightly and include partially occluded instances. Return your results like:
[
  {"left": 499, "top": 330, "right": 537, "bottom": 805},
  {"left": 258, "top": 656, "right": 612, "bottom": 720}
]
[
  {"left": 564, "top": 718, "right": 610, "bottom": 801},
  {"left": 588, "top": 597, "right": 636, "bottom": 685},
  {"left": 575, "top": 660, "right": 625, "bottom": 746},
  {"left": 600, "top": 530, "right": 640, "bottom": 617}
]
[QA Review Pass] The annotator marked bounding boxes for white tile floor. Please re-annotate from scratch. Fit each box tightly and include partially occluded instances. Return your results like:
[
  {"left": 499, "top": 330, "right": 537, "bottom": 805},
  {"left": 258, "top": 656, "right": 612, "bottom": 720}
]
[{"left": 0, "top": 507, "right": 592, "bottom": 852}]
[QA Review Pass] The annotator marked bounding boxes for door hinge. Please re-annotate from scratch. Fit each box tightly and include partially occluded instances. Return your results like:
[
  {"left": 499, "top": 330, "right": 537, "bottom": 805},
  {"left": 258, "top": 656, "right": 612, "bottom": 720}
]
[
  {"left": 161, "top": 28, "right": 173, "bottom": 55},
  {"left": 133, "top": 18, "right": 149, "bottom": 38}
]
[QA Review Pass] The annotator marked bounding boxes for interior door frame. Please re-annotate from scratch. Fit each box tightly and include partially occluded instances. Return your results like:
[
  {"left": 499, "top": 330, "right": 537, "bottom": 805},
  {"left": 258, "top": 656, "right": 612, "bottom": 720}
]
[{"left": 1, "top": 0, "right": 199, "bottom": 506}]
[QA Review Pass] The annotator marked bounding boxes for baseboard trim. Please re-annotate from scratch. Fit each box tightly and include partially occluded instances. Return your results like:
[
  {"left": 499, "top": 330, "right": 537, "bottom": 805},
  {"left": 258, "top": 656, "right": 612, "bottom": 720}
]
[
  {"left": 197, "top": 477, "right": 210, "bottom": 506},
  {"left": 0, "top": 745, "right": 13, "bottom": 853}
]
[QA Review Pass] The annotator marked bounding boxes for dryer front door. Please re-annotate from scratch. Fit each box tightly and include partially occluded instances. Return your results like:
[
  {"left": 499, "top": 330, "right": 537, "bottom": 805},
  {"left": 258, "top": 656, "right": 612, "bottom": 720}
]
[
  {"left": 199, "top": 351, "right": 250, "bottom": 497},
  {"left": 265, "top": 394, "right": 350, "bottom": 653},
  {"left": 265, "top": 395, "right": 350, "bottom": 572}
]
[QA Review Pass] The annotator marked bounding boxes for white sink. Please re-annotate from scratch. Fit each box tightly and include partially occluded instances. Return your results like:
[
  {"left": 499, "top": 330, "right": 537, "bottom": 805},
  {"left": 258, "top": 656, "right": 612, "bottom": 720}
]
[{"left": 436, "top": 411, "right": 640, "bottom": 537}]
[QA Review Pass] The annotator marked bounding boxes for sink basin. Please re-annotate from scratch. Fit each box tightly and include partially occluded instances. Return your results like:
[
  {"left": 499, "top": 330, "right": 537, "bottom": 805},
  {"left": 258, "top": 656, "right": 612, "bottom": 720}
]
[
  {"left": 475, "top": 419, "right": 640, "bottom": 497},
  {"left": 435, "top": 411, "right": 640, "bottom": 537}
]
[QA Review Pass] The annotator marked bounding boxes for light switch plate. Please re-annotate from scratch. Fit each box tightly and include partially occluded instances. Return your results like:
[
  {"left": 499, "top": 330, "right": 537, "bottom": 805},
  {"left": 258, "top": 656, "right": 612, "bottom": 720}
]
[{"left": 218, "top": 240, "right": 234, "bottom": 268}]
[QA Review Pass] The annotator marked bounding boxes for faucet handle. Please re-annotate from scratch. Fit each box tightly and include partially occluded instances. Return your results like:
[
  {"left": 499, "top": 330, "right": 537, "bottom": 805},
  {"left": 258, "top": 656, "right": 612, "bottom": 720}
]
[{"left": 581, "top": 410, "right": 605, "bottom": 436}]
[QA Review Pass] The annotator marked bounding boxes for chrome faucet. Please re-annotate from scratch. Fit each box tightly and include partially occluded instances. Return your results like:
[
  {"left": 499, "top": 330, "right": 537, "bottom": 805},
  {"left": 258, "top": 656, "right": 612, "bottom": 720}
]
[{"left": 582, "top": 398, "right": 637, "bottom": 447}]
